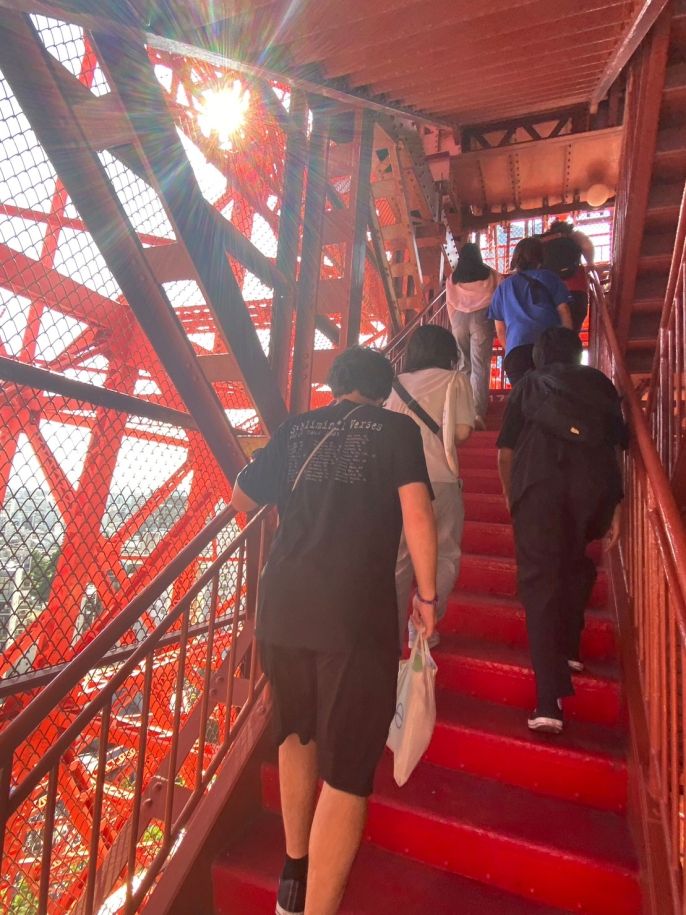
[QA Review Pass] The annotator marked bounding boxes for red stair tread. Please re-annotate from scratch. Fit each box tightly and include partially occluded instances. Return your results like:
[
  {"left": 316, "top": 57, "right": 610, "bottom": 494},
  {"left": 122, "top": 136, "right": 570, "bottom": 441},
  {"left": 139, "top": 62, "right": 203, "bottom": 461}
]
[
  {"left": 213, "top": 812, "right": 572, "bottom": 915},
  {"left": 459, "top": 448, "right": 498, "bottom": 469},
  {"left": 429, "top": 690, "right": 627, "bottom": 811},
  {"left": 435, "top": 689, "right": 626, "bottom": 761},
  {"left": 461, "top": 430, "right": 500, "bottom": 448},
  {"left": 436, "top": 632, "right": 618, "bottom": 683},
  {"left": 369, "top": 756, "right": 638, "bottom": 872},
  {"left": 457, "top": 553, "right": 608, "bottom": 607},
  {"left": 260, "top": 759, "right": 640, "bottom": 913},
  {"left": 443, "top": 589, "right": 616, "bottom": 660},
  {"left": 461, "top": 519, "right": 604, "bottom": 562},
  {"left": 446, "top": 589, "right": 612, "bottom": 626},
  {"left": 434, "top": 633, "right": 621, "bottom": 726},
  {"left": 463, "top": 491, "right": 510, "bottom": 523},
  {"left": 460, "top": 470, "right": 503, "bottom": 493}
]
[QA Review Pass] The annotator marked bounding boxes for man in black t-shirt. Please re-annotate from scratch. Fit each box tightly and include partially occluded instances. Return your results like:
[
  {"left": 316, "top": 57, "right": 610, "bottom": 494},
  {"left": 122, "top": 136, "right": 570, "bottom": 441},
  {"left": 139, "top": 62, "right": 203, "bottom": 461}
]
[
  {"left": 231, "top": 347, "right": 437, "bottom": 915},
  {"left": 496, "top": 328, "right": 627, "bottom": 736}
]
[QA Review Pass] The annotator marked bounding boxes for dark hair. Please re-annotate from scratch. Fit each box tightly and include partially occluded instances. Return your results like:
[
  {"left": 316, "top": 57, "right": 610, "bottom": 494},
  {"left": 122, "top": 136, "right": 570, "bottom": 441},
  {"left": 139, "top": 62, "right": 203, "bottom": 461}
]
[
  {"left": 452, "top": 242, "right": 491, "bottom": 283},
  {"left": 532, "top": 326, "right": 583, "bottom": 368},
  {"left": 327, "top": 346, "right": 394, "bottom": 400},
  {"left": 404, "top": 325, "right": 458, "bottom": 373},
  {"left": 547, "top": 219, "right": 572, "bottom": 235},
  {"left": 510, "top": 237, "right": 544, "bottom": 272}
]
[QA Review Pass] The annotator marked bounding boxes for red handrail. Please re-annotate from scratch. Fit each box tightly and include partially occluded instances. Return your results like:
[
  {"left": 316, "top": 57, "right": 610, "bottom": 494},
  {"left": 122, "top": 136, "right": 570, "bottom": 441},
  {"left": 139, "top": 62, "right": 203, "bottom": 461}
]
[
  {"left": 591, "top": 268, "right": 686, "bottom": 906},
  {"left": 591, "top": 270, "right": 686, "bottom": 603},
  {"left": 0, "top": 504, "right": 273, "bottom": 914}
]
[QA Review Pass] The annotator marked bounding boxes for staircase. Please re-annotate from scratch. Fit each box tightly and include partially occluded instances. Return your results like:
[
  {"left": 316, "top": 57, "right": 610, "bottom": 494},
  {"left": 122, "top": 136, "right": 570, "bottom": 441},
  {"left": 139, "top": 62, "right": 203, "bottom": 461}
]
[
  {"left": 624, "top": 2, "right": 686, "bottom": 376},
  {"left": 211, "top": 402, "right": 640, "bottom": 914}
]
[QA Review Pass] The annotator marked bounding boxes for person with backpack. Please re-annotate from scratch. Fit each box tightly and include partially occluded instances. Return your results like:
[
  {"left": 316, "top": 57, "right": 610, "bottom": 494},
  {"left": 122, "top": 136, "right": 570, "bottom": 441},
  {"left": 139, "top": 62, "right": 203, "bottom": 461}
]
[
  {"left": 540, "top": 219, "right": 595, "bottom": 332},
  {"left": 488, "top": 237, "right": 572, "bottom": 385},
  {"left": 496, "top": 327, "right": 628, "bottom": 734},
  {"left": 386, "top": 325, "right": 475, "bottom": 649},
  {"left": 445, "top": 243, "right": 501, "bottom": 429},
  {"left": 230, "top": 346, "right": 438, "bottom": 915}
]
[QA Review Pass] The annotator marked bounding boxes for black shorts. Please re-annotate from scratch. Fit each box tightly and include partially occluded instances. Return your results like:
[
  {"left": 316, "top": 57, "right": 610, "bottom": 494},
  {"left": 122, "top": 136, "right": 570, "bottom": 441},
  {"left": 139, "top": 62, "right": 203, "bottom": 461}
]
[{"left": 260, "top": 641, "right": 398, "bottom": 797}]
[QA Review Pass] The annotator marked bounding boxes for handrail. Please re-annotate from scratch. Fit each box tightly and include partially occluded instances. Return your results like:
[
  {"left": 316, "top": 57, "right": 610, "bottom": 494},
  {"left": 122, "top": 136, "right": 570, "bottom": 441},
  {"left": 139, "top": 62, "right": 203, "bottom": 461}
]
[
  {"left": 0, "top": 506, "right": 269, "bottom": 805},
  {"left": 591, "top": 267, "right": 686, "bottom": 907},
  {"left": 590, "top": 269, "right": 686, "bottom": 601},
  {"left": 646, "top": 179, "right": 686, "bottom": 418},
  {"left": 383, "top": 288, "right": 447, "bottom": 360},
  {"left": 0, "top": 504, "right": 243, "bottom": 756},
  {"left": 0, "top": 501, "right": 273, "bottom": 914}
]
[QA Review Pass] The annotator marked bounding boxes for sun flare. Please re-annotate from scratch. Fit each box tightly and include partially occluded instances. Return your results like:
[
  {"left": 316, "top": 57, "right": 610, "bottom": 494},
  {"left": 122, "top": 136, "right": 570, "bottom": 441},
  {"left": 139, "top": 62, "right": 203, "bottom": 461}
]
[{"left": 198, "top": 80, "right": 251, "bottom": 150}]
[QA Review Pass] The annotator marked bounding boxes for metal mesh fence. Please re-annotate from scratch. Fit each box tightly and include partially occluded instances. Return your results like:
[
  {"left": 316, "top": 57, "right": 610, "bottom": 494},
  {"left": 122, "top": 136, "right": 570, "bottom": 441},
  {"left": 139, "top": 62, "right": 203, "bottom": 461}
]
[
  {"left": 0, "top": 510, "right": 258, "bottom": 914},
  {"left": 0, "top": 18, "right": 290, "bottom": 698}
]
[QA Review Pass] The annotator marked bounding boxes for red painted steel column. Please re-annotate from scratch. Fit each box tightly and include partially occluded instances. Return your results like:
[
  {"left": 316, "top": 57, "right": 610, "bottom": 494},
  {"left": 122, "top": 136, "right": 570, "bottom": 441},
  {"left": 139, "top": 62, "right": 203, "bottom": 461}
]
[
  {"left": 290, "top": 107, "right": 331, "bottom": 414},
  {"left": 270, "top": 90, "right": 308, "bottom": 398},
  {"left": 343, "top": 109, "right": 375, "bottom": 347}
]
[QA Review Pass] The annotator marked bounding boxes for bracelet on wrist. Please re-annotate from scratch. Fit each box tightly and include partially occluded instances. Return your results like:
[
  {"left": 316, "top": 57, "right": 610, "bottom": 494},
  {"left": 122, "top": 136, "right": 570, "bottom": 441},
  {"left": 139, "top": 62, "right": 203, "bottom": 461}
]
[{"left": 415, "top": 592, "right": 438, "bottom": 606}]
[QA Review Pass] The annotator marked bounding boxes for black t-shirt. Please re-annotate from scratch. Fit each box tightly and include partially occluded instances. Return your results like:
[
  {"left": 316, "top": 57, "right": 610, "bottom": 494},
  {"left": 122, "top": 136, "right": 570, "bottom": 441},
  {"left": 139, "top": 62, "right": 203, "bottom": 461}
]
[
  {"left": 236, "top": 400, "right": 432, "bottom": 653},
  {"left": 497, "top": 363, "right": 627, "bottom": 510}
]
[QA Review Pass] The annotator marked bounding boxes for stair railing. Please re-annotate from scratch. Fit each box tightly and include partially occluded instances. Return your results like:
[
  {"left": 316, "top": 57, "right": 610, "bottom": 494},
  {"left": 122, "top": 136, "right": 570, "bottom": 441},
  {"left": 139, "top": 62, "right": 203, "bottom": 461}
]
[
  {"left": 383, "top": 285, "right": 510, "bottom": 393},
  {"left": 590, "top": 269, "right": 686, "bottom": 911},
  {"left": 0, "top": 502, "right": 273, "bottom": 915},
  {"left": 645, "top": 178, "right": 686, "bottom": 482},
  {"left": 383, "top": 288, "right": 449, "bottom": 371}
]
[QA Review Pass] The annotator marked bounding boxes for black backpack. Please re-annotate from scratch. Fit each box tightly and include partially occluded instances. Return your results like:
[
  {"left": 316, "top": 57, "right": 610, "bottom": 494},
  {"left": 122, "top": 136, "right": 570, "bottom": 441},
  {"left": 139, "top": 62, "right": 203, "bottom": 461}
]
[
  {"left": 524, "top": 373, "right": 618, "bottom": 448},
  {"left": 540, "top": 232, "right": 582, "bottom": 279}
]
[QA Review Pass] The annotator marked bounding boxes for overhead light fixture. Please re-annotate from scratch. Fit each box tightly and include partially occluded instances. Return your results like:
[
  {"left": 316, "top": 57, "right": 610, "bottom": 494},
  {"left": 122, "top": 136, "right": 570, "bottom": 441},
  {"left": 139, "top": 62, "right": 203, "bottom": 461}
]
[{"left": 585, "top": 183, "right": 610, "bottom": 208}]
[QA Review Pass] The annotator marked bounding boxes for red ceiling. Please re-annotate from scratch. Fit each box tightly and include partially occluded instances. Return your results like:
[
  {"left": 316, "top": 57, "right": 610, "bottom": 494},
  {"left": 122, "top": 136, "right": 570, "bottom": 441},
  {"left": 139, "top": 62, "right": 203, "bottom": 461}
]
[{"left": 177, "top": 0, "right": 640, "bottom": 124}]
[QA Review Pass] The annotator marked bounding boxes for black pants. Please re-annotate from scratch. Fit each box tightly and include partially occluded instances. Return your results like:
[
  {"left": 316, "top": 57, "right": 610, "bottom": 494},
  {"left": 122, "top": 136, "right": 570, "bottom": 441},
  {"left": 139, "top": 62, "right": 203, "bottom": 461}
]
[
  {"left": 569, "top": 291, "right": 588, "bottom": 333},
  {"left": 504, "top": 344, "right": 535, "bottom": 386},
  {"left": 512, "top": 475, "right": 613, "bottom": 711}
]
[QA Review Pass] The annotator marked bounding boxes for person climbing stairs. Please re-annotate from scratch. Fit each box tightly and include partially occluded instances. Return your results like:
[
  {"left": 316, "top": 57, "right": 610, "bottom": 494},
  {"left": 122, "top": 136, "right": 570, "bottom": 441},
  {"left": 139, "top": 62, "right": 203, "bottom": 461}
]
[{"left": 212, "top": 400, "right": 640, "bottom": 915}]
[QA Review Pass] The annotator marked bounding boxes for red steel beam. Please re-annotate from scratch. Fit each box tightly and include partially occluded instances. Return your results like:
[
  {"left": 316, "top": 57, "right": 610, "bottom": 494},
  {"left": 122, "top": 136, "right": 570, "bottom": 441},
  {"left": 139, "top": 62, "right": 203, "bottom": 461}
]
[
  {"left": 0, "top": 243, "right": 123, "bottom": 331},
  {"left": 290, "top": 108, "right": 330, "bottom": 413},
  {"left": 269, "top": 89, "right": 308, "bottom": 395},
  {"left": 0, "top": 10, "right": 247, "bottom": 482},
  {"left": 591, "top": 0, "right": 671, "bottom": 109},
  {"left": 0, "top": 356, "right": 197, "bottom": 430},
  {"left": 343, "top": 110, "right": 375, "bottom": 347},
  {"left": 92, "top": 29, "right": 288, "bottom": 433}
]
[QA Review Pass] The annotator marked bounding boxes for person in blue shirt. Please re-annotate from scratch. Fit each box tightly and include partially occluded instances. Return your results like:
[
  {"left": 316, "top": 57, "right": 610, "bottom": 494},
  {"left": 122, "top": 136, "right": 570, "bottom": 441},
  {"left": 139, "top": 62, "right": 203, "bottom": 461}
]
[{"left": 488, "top": 236, "right": 572, "bottom": 385}]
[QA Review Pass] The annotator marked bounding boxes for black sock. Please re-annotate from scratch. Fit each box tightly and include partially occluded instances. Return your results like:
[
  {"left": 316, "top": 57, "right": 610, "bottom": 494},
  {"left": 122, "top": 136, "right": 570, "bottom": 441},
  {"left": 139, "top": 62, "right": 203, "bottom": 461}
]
[{"left": 282, "top": 854, "right": 308, "bottom": 882}]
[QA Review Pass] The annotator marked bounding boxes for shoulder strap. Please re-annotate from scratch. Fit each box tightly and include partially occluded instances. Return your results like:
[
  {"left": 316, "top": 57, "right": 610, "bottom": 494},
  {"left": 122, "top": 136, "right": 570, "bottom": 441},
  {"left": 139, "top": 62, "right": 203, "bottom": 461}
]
[
  {"left": 290, "top": 403, "right": 365, "bottom": 493},
  {"left": 392, "top": 378, "right": 442, "bottom": 440},
  {"left": 518, "top": 271, "right": 555, "bottom": 305}
]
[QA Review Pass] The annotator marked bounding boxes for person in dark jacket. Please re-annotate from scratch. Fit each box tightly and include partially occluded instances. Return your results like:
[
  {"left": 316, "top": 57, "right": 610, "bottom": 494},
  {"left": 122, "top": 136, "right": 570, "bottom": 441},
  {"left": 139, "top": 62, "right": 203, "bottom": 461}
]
[
  {"left": 540, "top": 220, "right": 595, "bottom": 332},
  {"left": 496, "top": 327, "right": 627, "bottom": 734},
  {"left": 488, "top": 237, "right": 572, "bottom": 386}
]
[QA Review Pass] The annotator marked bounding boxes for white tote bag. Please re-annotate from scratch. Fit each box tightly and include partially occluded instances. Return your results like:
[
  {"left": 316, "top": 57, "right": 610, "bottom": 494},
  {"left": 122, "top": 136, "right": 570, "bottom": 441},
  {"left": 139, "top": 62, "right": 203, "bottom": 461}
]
[{"left": 386, "top": 635, "right": 437, "bottom": 786}]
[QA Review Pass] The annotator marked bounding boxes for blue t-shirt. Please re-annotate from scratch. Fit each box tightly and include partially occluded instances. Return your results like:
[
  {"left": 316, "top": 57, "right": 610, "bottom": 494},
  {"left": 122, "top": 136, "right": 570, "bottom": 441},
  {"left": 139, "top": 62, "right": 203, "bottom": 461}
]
[{"left": 488, "top": 269, "right": 570, "bottom": 355}]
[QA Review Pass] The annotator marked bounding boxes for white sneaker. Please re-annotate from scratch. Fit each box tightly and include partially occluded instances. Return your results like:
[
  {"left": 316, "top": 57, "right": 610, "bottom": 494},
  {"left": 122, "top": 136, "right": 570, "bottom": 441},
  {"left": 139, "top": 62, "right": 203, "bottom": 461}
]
[{"left": 527, "top": 709, "right": 564, "bottom": 734}]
